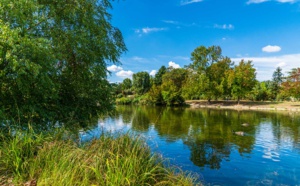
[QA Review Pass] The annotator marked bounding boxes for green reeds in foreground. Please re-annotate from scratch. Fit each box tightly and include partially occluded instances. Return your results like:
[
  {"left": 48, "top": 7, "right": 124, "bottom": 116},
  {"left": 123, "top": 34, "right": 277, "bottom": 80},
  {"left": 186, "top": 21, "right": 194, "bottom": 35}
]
[{"left": 0, "top": 129, "right": 200, "bottom": 185}]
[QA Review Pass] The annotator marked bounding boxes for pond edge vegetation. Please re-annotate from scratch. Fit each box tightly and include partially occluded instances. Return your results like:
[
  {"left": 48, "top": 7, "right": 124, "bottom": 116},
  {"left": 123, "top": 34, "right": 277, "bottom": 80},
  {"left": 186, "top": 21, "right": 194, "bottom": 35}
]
[{"left": 0, "top": 128, "right": 201, "bottom": 186}]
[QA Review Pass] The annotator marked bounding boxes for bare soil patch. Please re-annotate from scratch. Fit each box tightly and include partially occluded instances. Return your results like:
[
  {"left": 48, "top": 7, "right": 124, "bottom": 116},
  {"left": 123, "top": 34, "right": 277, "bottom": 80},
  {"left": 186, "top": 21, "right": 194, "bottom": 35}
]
[{"left": 186, "top": 100, "right": 300, "bottom": 112}]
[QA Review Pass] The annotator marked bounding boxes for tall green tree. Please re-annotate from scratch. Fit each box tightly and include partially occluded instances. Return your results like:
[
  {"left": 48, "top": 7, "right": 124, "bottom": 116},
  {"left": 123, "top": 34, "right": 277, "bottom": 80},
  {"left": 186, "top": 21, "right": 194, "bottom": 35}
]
[
  {"left": 189, "top": 45, "right": 222, "bottom": 71},
  {"left": 133, "top": 72, "right": 151, "bottom": 95},
  {"left": 154, "top": 66, "right": 167, "bottom": 86},
  {"left": 229, "top": 60, "right": 256, "bottom": 104},
  {"left": 122, "top": 78, "right": 132, "bottom": 95},
  {"left": 184, "top": 45, "right": 232, "bottom": 102},
  {"left": 206, "top": 57, "right": 233, "bottom": 100},
  {"left": 271, "top": 67, "right": 284, "bottom": 100},
  {"left": 0, "top": 0, "right": 126, "bottom": 124},
  {"left": 161, "top": 68, "right": 187, "bottom": 105}
]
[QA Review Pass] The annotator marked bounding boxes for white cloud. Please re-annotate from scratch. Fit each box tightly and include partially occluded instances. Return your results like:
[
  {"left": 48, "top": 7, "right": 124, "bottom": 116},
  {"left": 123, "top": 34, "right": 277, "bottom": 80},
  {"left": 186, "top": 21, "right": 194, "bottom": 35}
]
[
  {"left": 150, "top": 70, "right": 157, "bottom": 76},
  {"left": 247, "top": 0, "right": 295, "bottom": 4},
  {"left": 162, "top": 20, "right": 179, "bottom": 24},
  {"left": 168, "top": 61, "right": 181, "bottom": 69},
  {"left": 107, "top": 65, "right": 123, "bottom": 72},
  {"left": 232, "top": 53, "right": 300, "bottom": 81},
  {"left": 214, "top": 24, "right": 234, "bottom": 30},
  {"left": 262, "top": 45, "right": 281, "bottom": 53},
  {"left": 276, "top": 0, "right": 295, "bottom": 3},
  {"left": 135, "top": 27, "right": 167, "bottom": 35},
  {"left": 247, "top": 0, "right": 269, "bottom": 4},
  {"left": 180, "top": 0, "right": 203, "bottom": 5},
  {"left": 276, "top": 62, "right": 287, "bottom": 67},
  {"left": 116, "top": 70, "right": 134, "bottom": 78},
  {"left": 131, "top": 56, "right": 144, "bottom": 61}
]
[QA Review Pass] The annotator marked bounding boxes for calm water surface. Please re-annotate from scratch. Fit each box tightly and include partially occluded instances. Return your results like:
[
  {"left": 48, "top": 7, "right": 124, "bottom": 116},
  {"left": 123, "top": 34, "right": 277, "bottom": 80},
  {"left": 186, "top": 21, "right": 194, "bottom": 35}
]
[{"left": 80, "top": 106, "right": 300, "bottom": 186}]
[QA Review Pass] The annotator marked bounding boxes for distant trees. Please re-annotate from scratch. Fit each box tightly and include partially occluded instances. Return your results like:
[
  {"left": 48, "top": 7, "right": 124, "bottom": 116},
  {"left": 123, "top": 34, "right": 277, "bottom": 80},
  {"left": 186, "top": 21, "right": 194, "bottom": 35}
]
[
  {"left": 133, "top": 72, "right": 151, "bottom": 95},
  {"left": 183, "top": 46, "right": 233, "bottom": 102},
  {"left": 161, "top": 68, "right": 187, "bottom": 105},
  {"left": 251, "top": 81, "right": 272, "bottom": 101},
  {"left": 115, "top": 45, "right": 300, "bottom": 106},
  {"left": 154, "top": 66, "right": 167, "bottom": 86},
  {"left": 121, "top": 78, "right": 132, "bottom": 96},
  {"left": 271, "top": 67, "right": 284, "bottom": 99},
  {"left": 281, "top": 68, "right": 300, "bottom": 100},
  {"left": 229, "top": 60, "right": 256, "bottom": 104}
]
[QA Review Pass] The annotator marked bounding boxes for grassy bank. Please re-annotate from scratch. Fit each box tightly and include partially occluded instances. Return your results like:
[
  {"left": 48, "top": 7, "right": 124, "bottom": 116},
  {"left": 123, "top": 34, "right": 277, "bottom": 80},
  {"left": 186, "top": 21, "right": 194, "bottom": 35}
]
[{"left": 0, "top": 128, "right": 199, "bottom": 186}]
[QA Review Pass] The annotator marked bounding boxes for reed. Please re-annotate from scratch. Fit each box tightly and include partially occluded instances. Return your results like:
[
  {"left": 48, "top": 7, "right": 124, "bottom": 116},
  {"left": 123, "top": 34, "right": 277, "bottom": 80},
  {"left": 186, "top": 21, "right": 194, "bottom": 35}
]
[{"left": 0, "top": 129, "right": 200, "bottom": 185}]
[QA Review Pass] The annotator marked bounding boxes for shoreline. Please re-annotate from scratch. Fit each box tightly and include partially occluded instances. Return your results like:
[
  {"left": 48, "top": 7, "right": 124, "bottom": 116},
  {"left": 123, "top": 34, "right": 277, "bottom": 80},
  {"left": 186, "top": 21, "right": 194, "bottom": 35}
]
[{"left": 186, "top": 100, "right": 300, "bottom": 112}]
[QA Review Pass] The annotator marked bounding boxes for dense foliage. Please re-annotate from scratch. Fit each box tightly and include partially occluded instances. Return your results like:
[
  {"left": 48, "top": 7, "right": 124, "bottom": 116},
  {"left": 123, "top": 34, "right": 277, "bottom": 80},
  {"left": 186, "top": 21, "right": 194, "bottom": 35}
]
[
  {"left": 115, "top": 46, "right": 300, "bottom": 105},
  {"left": 0, "top": 0, "right": 126, "bottom": 124}
]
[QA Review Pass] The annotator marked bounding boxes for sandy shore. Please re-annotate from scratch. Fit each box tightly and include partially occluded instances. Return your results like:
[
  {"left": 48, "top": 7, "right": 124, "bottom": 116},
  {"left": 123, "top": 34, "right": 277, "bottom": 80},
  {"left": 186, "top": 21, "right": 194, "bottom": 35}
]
[{"left": 186, "top": 100, "right": 300, "bottom": 112}]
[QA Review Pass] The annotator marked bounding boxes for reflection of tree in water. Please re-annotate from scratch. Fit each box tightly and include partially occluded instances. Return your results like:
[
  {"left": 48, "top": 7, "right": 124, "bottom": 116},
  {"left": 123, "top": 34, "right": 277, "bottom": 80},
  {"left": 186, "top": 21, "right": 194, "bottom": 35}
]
[
  {"left": 185, "top": 139, "right": 231, "bottom": 169},
  {"left": 154, "top": 107, "right": 190, "bottom": 141},
  {"left": 182, "top": 109, "right": 257, "bottom": 169},
  {"left": 269, "top": 112, "right": 300, "bottom": 153},
  {"left": 116, "top": 106, "right": 135, "bottom": 124},
  {"left": 131, "top": 107, "right": 151, "bottom": 132},
  {"left": 113, "top": 106, "right": 300, "bottom": 169}
]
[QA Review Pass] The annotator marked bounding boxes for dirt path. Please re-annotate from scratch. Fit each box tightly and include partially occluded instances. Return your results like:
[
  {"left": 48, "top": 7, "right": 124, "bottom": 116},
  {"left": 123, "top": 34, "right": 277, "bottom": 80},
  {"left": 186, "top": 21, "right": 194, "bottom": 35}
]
[{"left": 186, "top": 100, "right": 300, "bottom": 112}]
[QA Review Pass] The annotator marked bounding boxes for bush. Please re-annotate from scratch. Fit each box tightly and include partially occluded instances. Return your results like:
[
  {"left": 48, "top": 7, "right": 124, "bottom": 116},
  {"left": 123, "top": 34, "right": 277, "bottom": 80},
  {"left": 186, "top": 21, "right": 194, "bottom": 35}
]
[{"left": 116, "top": 97, "right": 133, "bottom": 105}]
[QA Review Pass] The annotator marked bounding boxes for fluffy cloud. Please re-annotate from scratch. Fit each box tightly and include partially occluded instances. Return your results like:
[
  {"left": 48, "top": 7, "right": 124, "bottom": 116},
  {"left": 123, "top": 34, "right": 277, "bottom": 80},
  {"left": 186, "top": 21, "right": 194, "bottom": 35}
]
[
  {"left": 116, "top": 70, "right": 134, "bottom": 78},
  {"left": 214, "top": 24, "right": 234, "bottom": 30},
  {"left": 107, "top": 65, "right": 123, "bottom": 72},
  {"left": 232, "top": 53, "right": 300, "bottom": 80},
  {"left": 168, "top": 61, "right": 181, "bottom": 69},
  {"left": 150, "top": 70, "right": 157, "bottom": 76},
  {"left": 262, "top": 45, "right": 281, "bottom": 53},
  {"left": 180, "top": 0, "right": 203, "bottom": 5}
]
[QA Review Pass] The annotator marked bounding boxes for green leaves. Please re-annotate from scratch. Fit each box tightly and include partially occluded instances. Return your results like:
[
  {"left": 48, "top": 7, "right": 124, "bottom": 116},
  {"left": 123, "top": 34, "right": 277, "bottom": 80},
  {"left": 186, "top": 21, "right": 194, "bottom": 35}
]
[
  {"left": 161, "top": 68, "right": 187, "bottom": 105},
  {"left": 0, "top": 0, "right": 126, "bottom": 125},
  {"left": 133, "top": 72, "right": 151, "bottom": 95},
  {"left": 230, "top": 60, "right": 256, "bottom": 102},
  {"left": 183, "top": 46, "right": 233, "bottom": 101}
]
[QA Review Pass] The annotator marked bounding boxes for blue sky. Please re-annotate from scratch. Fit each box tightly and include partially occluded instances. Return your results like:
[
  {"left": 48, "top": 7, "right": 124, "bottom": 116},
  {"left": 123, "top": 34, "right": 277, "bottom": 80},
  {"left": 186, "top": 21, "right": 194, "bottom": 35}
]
[{"left": 107, "top": 0, "right": 300, "bottom": 82}]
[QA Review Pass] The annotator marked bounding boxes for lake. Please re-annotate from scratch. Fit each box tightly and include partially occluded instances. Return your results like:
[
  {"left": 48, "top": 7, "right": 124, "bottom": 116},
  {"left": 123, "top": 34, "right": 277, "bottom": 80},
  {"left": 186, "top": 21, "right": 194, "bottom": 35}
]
[{"left": 80, "top": 106, "right": 300, "bottom": 186}]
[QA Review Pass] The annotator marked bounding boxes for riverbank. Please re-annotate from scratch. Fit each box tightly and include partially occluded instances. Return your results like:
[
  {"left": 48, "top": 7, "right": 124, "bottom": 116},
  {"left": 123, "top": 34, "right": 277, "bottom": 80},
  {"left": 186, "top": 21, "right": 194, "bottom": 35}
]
[
  {"left": 0, "top": 129, "right": 200, "bottom": 186},
  {"left": 186, "top": 100, "right": 300, "bottom": 112}
]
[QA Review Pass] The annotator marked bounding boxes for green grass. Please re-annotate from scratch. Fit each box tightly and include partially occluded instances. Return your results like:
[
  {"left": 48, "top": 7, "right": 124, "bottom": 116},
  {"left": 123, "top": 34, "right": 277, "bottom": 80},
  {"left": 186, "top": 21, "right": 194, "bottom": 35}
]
[{"left": 0, "top": 128, "right": 200, "bottom": 185}]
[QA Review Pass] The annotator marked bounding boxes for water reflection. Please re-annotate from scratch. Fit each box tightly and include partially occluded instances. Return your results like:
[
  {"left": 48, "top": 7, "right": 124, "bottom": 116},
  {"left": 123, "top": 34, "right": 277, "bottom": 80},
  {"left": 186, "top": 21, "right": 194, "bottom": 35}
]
[{"left": 97, "top": 106, "right": 300, "bottom": 186}]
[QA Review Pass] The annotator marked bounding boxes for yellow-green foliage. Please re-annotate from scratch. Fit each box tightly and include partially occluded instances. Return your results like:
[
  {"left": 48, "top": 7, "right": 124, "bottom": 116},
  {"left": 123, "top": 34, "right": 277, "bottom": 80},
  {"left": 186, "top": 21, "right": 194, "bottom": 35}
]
[{"left": 0, "top": 129, "right": 200, "bottom": 186}]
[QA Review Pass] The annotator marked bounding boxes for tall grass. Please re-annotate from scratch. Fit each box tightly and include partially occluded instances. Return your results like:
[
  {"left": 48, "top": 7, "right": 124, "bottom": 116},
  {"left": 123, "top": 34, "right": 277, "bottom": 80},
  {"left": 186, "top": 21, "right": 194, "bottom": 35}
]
[{"left": 0, "top": 129, "right": 200, "bottom": 185}]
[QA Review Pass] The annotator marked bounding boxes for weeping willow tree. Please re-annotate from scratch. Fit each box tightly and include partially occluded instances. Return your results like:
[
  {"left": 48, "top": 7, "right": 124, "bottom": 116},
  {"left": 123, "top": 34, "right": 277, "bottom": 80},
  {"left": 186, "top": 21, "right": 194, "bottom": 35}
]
[{"left": 0, "top": 0, "right": 126, "bottom": 125}]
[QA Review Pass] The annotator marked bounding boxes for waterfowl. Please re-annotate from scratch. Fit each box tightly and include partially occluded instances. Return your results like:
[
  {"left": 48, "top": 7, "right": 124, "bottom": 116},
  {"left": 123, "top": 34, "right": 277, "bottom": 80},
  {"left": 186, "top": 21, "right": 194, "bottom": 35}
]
[
  {"left": 232, "top": 130, "right": 245, "bottom": 136},
  {"left": 241, "top": 123, "right": 249, "bottom": 127}
]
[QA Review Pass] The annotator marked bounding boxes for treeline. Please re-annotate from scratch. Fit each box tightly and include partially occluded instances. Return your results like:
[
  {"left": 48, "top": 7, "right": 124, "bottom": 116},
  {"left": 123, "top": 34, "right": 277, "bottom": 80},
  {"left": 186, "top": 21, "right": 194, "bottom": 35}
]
[{"left": 113, "top": 46, "right": 300, "bottom": 105}]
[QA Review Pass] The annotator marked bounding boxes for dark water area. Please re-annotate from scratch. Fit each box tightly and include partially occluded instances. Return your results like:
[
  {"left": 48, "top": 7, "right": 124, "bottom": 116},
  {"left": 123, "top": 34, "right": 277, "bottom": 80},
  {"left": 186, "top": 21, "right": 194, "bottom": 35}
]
[{"left": 80, "top": 106, "right": 300, "bottom": 186}]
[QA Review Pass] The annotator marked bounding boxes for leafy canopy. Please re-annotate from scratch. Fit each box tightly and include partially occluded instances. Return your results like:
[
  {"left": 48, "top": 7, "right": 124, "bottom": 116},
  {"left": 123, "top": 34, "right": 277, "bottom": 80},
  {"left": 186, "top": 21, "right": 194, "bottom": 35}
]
[{"left": 0, "top": 0, "right": 126, "bottom": 125}]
